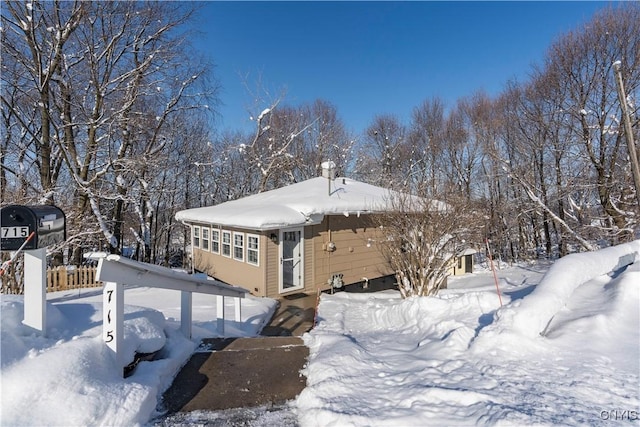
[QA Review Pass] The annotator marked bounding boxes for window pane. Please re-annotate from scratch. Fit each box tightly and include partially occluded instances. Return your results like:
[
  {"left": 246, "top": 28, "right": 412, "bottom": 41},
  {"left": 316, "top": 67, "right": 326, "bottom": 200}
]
[
  {"left": 222, "top": 231, "right": 231, "bottom": 257},
  {"left": 211, "top": 229, "right": 220, "bottom": 253},
  {"left": 247, "top": 235, "right": 259, "bottom": 265},
  {"left": 193, "top": 226, "right": 200, "bottom": 248},
  {"left": 248, "top": 236, "right": 258, "bottom": 249},
  {"left": 202, "top": 227, "right": 210, "bottom": 251},
  {"left": 233, "top": 233, "right": 244, "bottom": 261}
]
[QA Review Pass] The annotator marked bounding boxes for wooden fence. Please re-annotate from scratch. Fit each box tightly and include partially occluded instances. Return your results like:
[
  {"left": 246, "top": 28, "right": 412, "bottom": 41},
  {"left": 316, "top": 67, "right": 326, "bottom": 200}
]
[{"left": 46, "top": 265, "right": 102, "bottom": 292}]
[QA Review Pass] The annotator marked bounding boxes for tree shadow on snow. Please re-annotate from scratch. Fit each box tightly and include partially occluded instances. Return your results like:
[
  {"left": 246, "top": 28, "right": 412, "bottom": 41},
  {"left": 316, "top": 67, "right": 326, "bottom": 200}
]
[
  {"left": 474, "top": 312, "right": 496, "bottom": 337},
  {"left": 503, "top": 284, "right": 536, "bottom": 301},
  {"left": 472, "top": 284, "right": 537, "bottom": 339}
]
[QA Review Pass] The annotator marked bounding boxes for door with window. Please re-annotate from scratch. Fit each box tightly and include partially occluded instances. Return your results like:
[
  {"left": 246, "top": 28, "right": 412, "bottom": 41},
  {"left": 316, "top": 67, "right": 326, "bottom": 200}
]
[{"left": 279, "top": 228, "right": 303, "bottom": 293}]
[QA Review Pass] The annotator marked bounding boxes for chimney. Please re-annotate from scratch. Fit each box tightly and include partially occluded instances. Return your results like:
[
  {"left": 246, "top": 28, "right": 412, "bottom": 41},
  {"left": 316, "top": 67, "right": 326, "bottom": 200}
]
[
  {"left": 321, "top": 160, "right": 336, "bottom": 179},
  {"left": 321, "top": 161, "right": 336, "bottom": 196}
]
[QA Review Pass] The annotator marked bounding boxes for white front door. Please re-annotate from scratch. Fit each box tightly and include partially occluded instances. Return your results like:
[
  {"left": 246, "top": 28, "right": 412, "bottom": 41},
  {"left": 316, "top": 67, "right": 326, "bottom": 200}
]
[{"left": 279, "top": 228, "right": 304, "bottom": 293}]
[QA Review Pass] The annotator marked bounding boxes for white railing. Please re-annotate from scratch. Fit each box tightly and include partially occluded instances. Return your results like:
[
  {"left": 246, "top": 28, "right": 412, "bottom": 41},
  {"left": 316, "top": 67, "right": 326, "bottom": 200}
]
[{"left": 96, "top": 255, "right": 248, "bottom": 375}]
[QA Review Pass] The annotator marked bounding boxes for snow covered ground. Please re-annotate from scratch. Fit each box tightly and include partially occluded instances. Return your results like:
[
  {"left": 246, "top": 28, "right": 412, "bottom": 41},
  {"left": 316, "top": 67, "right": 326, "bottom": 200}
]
[
  {"left": 298, "top": 241, "right": 640, "bottom": 426},
  {"left": 1, "top": 241, "right": 639, "bottom": 426},
  {"left": 1, "top": 286, "right": 277, "bottom": 426}
]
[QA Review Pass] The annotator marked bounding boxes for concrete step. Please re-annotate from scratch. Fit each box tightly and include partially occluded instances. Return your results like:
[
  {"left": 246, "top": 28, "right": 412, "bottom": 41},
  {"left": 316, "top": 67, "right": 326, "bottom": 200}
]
[{"left": 262, "top": 292, "right": 318, "bottom": 336}]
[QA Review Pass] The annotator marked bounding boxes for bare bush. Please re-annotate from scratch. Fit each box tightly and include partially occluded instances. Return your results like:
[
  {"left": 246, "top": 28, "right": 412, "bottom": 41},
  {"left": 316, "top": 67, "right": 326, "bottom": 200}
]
[{"left": 376, "top": 193, "right": 482, "bottom": 298}]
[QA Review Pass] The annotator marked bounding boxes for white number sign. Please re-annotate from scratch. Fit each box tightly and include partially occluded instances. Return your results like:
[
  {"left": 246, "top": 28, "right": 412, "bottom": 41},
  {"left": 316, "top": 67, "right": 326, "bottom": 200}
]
[{"left": 2, "top": 226, "right": 30, "bottom": 238}]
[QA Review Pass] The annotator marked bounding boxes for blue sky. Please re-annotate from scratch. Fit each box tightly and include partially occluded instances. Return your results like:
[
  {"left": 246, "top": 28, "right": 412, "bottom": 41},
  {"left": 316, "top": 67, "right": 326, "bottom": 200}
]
[{"left": 194, "top": 1, "right": 613, "bottom": 135}]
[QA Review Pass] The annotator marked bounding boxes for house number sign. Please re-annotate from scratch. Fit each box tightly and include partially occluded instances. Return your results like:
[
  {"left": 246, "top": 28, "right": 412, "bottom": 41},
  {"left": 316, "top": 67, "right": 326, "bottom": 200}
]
[{"left": 102, "top": 281, "right": 123, "bottom": 366}]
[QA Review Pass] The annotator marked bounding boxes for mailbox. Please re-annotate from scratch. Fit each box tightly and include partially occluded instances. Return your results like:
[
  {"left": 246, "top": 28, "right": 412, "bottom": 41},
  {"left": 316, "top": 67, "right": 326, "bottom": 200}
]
[{"left": 0, "top": 205, "right": 66, "bottom": 251}]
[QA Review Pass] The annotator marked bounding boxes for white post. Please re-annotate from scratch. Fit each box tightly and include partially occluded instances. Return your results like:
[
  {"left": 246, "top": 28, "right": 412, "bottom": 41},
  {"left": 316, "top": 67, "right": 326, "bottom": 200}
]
[
  {"left": 23, "top": 248, "right": 47, "bottom": 335},
  {"left": 180, "top": 290, "right": 193, "bottom": 338},
  {"left": 217, "top": 295, "right": 225, "bottom": 335},
  {"left": 103, "top": 281, "right": 124, "bottom": 372},
  {"left": 234, "top": 297, "right": 242, "bottom": 323}
]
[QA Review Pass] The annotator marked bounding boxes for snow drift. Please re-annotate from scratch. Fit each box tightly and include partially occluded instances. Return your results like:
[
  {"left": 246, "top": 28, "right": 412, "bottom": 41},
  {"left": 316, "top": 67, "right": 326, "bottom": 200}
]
[
  {"left": 479, "top": 239, "right": 640, "bottom": 339},
  {"left": 298, "top": 250, "right": 639, "bottom": 426}
]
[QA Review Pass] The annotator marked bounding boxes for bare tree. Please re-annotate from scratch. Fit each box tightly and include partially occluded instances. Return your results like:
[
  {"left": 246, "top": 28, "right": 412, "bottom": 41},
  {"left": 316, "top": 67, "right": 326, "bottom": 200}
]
[
  {"left": 292, "top": 99, "right": 355, "bottom": 181},
  {"left": 355, "top": 114, "right": 409, "bottom": 189},
  {"left": 238, "top": 98, "right": 309, "bottom": 192},
  {"left": 545, "top": 4, "right": 639, "bottom": 243},
  {"left": 477, "top": 4, "right": 639, "bottom": 260},
  {"left": 407, "top": 97, "right": 446, "bottom": 196},
  {"left": 1, "top": 1, "right": 218, "bottom": 264},
  {"left": 1, "top": 0, "right": 84, "bottom": 203},
  {"left": 232, "top": 93, "right": 353, "bottom": 193},
  {"left": 443, "top": 93, "right": 491, "bottom": 201}
]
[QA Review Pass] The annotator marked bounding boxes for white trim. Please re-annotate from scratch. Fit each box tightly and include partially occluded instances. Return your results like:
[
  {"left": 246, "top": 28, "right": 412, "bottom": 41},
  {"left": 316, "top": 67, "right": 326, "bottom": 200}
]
[
  {"left": 201, "top": 226, "right": 210, "bottom": 252},
  {"left": 233, "top": 232, "right": 244, "bottom": 261},
  {"left": 96, "top": 255, "right": 247, "bottom": 375},
  {"left": 246, "top": 233, "right": 260, "bottom": 266},
  {"left": 193, "top": 225, "right": 201, "bottom": 249},
  {"left": 221, "top": 230, "right": 231, "bottom": 258},
  {"left": 211, "top": 228, "right": 220, "bottom": 254},
  {"left": 278, "top": 227, "right": 304, "bottom": 293}
]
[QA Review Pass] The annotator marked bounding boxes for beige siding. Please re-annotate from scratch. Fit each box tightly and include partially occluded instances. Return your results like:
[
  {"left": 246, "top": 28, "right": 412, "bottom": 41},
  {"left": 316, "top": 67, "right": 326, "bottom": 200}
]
[
  {"left": 312, "top": 215, "right": 393, "bottom": 289},
  {"left": 265, "top": 233, "right": 279, "bottom": 297},
  {"left": 303, "top": 227, "right": 315, "bottom": 292},
  {"left": 191, "top": 214, "right": 394, "bottom": 298}
]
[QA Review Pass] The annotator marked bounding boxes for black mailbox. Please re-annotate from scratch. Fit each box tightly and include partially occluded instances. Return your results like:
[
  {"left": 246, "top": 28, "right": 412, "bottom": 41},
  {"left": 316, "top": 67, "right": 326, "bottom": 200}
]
[{"left": 0, "top": 205, "right": 66, "bottom": 251}]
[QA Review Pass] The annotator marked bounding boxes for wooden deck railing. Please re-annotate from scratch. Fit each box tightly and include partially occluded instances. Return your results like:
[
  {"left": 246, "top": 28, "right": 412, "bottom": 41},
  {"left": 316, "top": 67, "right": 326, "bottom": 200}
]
[{"left": 46, "top": 265, "right": 102, "bottom": 292}]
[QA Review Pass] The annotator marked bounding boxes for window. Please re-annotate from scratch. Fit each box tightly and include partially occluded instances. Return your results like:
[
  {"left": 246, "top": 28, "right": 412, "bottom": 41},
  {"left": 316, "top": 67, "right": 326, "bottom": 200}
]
[
  {"left": 193, "top": 226, "right": 201, "bottom": 248},
  {"left": 222, "top": 231, "right": 231, "bottom": 257},
  {"left": 247, "top": 234, "right": 259, "bottom": 266},
  {"left": 202, "top": 227, "right": 210, "bottom": 251},
  {"left": 233, "top": 232, "right": 244, "bottom": 261},
  {"left": 211, "top": 229, "right": 220, "bottom": 254}
]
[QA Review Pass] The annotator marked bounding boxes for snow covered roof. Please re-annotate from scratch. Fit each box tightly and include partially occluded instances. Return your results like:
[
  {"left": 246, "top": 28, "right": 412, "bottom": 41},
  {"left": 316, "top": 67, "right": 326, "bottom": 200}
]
[
  {"left": 175, "top": 177, "right": 411, "bottom": 230},
  {"left": 459, "top": 248, "right": 478, "bottom": 256}
]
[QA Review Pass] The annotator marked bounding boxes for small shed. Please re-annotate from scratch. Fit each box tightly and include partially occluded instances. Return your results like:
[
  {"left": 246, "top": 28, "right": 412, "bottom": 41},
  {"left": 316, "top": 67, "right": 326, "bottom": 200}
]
[
  {"left": 453, "top": 248, "right": 477, "bottom": 276},
  {"left": 175, "top": 170, "right": 411, "bottom": 298}
]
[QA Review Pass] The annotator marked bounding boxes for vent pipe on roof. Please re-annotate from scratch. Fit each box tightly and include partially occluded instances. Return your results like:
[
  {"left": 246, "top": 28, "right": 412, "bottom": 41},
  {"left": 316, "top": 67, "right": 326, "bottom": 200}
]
[{"left": 321, "top": 161, "right": 336, "bottom": 196}]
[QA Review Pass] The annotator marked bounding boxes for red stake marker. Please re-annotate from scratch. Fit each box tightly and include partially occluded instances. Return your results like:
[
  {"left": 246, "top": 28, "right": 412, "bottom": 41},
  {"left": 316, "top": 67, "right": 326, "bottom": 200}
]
[
  {"left": 0, "top": 231, "right": 36, "bottom": 275},
  {"left": 485, "top": 238, "right": 503, "bottom": 307}
]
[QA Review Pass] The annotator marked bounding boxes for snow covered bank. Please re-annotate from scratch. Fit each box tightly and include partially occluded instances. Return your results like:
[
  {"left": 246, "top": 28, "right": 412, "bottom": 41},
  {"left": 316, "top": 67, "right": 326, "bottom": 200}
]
[
  {"left": 0, "top": 288, "right": 276, "bottom": 426},
  {"left": 298, "top": 262, "right": 639, "bottom": 426},
  {"left": 482, "top": 239, "right": 640, "bottom": 338}
]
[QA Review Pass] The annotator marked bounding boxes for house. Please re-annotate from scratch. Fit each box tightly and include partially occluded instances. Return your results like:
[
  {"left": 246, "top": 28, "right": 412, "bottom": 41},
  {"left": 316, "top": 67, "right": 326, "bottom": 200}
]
[{"left": 175, "top": 165, "right": 407, "bottom": 298}]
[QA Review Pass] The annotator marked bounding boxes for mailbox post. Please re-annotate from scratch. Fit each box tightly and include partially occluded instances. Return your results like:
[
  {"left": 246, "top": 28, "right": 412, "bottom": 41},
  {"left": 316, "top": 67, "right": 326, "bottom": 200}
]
[{"left": 1, "top": 205, "right": 66, "bottom": 335}]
